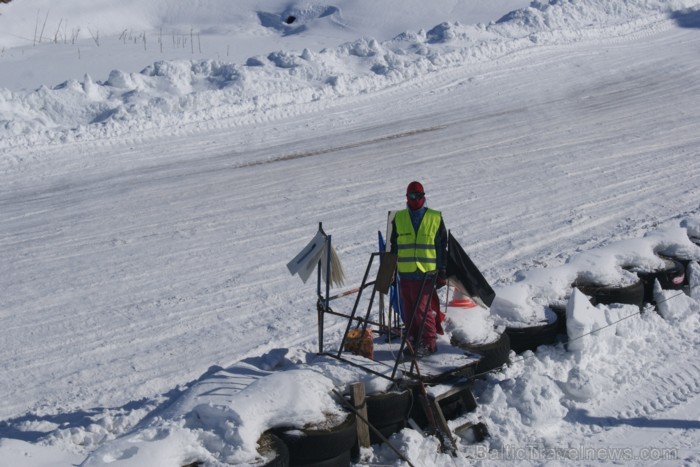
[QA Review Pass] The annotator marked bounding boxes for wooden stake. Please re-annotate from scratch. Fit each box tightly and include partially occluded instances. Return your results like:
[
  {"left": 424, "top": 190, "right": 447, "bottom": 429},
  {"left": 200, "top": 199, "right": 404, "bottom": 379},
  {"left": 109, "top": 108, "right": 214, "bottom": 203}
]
[{"left": 350, "top": 382, "right": 370, "bottom": 448}]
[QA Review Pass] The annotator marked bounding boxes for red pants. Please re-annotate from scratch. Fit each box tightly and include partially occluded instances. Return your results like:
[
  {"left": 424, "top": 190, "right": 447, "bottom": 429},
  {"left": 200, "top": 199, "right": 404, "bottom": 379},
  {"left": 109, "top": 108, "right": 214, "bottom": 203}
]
[{"left": 399, "top": 278, "right": 443, "bottom": 352}]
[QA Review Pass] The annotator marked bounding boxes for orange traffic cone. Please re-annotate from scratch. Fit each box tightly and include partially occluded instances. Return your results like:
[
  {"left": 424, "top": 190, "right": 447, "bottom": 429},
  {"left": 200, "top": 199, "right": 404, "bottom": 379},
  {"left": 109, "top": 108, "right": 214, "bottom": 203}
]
[{"left": 447, "top": 287, "right": 477, "bottom": 308}]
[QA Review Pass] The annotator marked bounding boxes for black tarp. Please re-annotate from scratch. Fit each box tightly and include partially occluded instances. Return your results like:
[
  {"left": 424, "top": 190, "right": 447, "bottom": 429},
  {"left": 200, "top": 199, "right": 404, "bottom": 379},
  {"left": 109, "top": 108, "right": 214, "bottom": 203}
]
[{"left": 446, "top": 232, "right": 496, "bottom": 307}]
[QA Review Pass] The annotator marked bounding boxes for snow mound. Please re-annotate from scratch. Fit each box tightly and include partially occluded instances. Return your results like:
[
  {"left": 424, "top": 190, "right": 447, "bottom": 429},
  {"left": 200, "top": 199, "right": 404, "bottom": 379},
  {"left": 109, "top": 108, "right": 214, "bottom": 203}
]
[
  {"left": 682, "top": 217, "right": 700, "bottom": 240},
  {"left": 472, "top": 286, "right": 700, "bottom": 457},
  {"left": 79, "top": 347, "right": 405, "bottom": 466},
  {"left": 445, "top": 303, "right": 501, "bottom": 345},
  {"left": 565, "top": 288, "right": 626, "bottom": 353},
  {"left": 690, "top": 261, "right": 700, "bottom": 299},
  {"left": 82, "top": 363, "right": 345, "bottom": 465},
  {"left": 654, "top": 280, "right": 700, "bottom": 322},
  {"left": 1, "top": 0, "right": 694, "bottom": 151}
]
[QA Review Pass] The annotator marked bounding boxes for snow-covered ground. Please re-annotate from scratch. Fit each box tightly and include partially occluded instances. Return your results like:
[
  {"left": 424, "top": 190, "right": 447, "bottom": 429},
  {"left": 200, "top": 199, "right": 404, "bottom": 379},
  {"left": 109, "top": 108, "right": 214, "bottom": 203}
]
[{"left": 2, "top": 0, "right": 700, "bottom": 465}]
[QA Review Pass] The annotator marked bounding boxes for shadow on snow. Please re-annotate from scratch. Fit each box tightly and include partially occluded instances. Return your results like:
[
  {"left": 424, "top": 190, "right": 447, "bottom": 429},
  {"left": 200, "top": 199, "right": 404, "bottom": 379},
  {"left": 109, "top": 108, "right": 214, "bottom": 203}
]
[
  {"left": 568, "top": 407, "right": 700, "bottom": 431},
  {"left": 0, "top": 365, "right": 226, "bottom": 443},
  {"left": 671, "top": 9, "right": 700, "bottom": 29}
]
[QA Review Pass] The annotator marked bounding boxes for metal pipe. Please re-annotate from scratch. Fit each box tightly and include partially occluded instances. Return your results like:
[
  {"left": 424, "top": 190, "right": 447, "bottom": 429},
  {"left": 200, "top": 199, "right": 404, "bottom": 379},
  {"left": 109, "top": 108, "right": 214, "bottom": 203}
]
[{"left": 337, "top": 253, "right": 378, "bottom": 358}]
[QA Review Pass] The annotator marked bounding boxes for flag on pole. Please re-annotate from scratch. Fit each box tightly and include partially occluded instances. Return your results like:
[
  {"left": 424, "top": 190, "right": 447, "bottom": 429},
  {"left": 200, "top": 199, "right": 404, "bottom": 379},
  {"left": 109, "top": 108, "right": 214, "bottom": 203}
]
[{"left": 287, "top": 229, "right": 345, "bottom": 287}]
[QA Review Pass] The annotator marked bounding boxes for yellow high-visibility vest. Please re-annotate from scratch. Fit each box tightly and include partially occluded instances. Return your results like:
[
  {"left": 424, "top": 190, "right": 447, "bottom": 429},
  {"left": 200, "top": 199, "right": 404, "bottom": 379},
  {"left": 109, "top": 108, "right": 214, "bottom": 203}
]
[{"left": 395, "top": 208, "right": 441, "bottom": 274}]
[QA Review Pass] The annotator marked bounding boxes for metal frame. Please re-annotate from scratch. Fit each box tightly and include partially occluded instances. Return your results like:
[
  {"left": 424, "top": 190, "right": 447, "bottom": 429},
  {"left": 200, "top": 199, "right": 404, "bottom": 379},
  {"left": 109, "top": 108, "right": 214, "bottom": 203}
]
[{"left": 315, "top": 222, "right": 438, "bottom": 382}]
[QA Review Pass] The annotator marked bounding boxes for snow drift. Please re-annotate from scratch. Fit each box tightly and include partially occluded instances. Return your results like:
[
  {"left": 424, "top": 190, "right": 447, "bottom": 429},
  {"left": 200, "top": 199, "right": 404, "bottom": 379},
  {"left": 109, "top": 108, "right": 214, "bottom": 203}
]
[{"left": 1, "top": 0, "right": 698, "bottom": 150}]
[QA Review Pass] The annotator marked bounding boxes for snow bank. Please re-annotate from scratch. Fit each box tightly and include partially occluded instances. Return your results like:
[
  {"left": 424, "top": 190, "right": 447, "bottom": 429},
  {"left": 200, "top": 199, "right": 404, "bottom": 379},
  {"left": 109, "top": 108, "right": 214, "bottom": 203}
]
[
  {"left": 1, "top": 0, "right": 696, "bottom": 151},
  {"left": 82, "top": 364, "right": 346, "bottom": 465},
  {"left": 79, "top": 347, "right": 403, "bottom": 466},
  {"left": 470, "top": 289, "right": 700, "bottom": 458},
  {"left": 690, "top": 261, "right": 700, "bottom": 299},
  {"left": 476, "top": 353, "right": 568, "bottom": 447},
  {"left": 445, "top": 302, "right": 501, "bottom": 345},
  {"left": 565, "top": 289, "right": 627, "bottom": 353},
  {"left": 682, "top": 217, "right": 700, "bottom": 240},
  {"left": 655, "top": 280, "right": 700, "bottom": 323}
]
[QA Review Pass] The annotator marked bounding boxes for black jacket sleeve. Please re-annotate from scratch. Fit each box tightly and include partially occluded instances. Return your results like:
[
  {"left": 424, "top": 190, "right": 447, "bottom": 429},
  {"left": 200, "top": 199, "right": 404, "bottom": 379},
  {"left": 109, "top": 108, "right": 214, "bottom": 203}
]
[{"left": 435, "top": 218, "right": 447, "bottom": 273}]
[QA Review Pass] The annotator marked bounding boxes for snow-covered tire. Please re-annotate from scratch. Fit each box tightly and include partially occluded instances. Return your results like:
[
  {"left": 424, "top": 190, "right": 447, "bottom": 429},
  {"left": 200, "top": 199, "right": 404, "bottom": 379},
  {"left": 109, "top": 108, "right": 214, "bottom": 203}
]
[
  {"left": 636, "top": 258, "right": 686, "bottom": 302},
  {"left": 452, "top": 332, "right": 511, "bottom": 375},
  {"left": 365, "top": 389, "right": 411, "bottom": 444},
  {"left": 575, "top": 279, "right": 644, "bottom": 309},
  {"left": 273, "top": 413, "right": 357, "bottom": 465},
  {"left": 256, "top": 432, "right": 290, "bottom": 467},
  {"left": 504, "top": 315, "right": 559, "bottom": 354}
]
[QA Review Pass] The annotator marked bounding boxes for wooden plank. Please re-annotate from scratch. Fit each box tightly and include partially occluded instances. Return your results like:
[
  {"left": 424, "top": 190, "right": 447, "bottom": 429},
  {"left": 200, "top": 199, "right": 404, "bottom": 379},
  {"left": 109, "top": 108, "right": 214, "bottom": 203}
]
[
  {"left": 418, "top": 393, "right": 457, "bottom": 456},
  {"left": 374, "top": 253, "right": 397, "bottom": 294},
  {"left": 351, "top": 382, "right": 370, "bottom": 448},
  {"left": 428, "top": 397, "right": 453, "bottom": 442},
  {"left": 431, "top": 384, "right": 470, "bottom": 402}
]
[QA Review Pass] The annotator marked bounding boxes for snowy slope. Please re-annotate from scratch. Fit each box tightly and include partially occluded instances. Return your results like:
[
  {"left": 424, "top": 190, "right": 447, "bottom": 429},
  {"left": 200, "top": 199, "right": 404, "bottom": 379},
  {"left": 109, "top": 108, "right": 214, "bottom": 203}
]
[
  {"left": 2, "top": 0, "right": 700, "bottom": 465},
  {"left": 0, "top": 0, "right": 530, "bottom": 92}
]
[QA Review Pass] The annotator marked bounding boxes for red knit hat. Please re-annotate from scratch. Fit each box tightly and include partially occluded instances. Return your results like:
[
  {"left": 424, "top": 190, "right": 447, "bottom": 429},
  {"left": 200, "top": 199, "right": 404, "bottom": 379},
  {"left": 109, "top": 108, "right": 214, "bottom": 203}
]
[{"left": 406, "top": 181, "right": 424, "bottom": 195}]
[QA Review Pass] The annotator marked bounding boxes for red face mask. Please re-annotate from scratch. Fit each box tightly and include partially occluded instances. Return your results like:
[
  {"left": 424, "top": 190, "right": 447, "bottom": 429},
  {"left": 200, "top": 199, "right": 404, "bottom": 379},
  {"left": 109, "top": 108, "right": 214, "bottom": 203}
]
[{"left": 406, "top": 192, "right": 425, "bottom": 210}]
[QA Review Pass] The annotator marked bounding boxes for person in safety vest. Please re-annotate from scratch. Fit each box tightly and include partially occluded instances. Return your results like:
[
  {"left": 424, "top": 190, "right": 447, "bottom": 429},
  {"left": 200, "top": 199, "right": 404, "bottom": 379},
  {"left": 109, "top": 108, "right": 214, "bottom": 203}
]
[{"left": 390, "top": 181, "right": 447, "bottom": 357}]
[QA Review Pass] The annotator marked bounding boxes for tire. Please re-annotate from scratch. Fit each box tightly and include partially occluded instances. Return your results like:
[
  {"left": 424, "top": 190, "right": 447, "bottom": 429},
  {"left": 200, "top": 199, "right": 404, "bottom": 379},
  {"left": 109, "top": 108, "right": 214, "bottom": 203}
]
[
  {"left": 575, "top": 279, "right": 644, "bottom": 309},
  {"left": 504, "top": 315, "right": 559, "bottom": 354},
  {"left": 451, "top": 332, "right": 511, "bottom": 375},
  {"left": 662, "top": 255, "right": 692, "bottom": 284},
  {"left": 548, "top": 304, "right": 567, "bottom": 335},
  {"left": 364, "top": 389, "right": 412, "bottom": 445},
  {"left": 636, "top": 258, "right": 686, "bottom": 303},
  {"left": 273, "top": 413, "right": 357, "bottom": 464},
  {"left": 296, "top": 449, "right": 351, "bottom": 467},
  {"left": 366, "top": 389, "right": 412, "bottom": 426},
  {"left": 256, "top": 432, "right": 290, "bottom": 467},
  {"left": 369, "top": 420, "right": 406, "bottom": 445}
]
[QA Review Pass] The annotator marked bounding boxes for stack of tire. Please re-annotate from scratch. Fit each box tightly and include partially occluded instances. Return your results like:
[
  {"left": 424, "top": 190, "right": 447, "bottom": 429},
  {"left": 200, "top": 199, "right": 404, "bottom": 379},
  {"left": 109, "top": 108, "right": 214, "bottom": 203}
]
[
  {"left": 365, "top": 389, "right": 413, "bottom": 444},
  {"left": 272, "top": 413, "right": 358, "bottom": 466}
]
